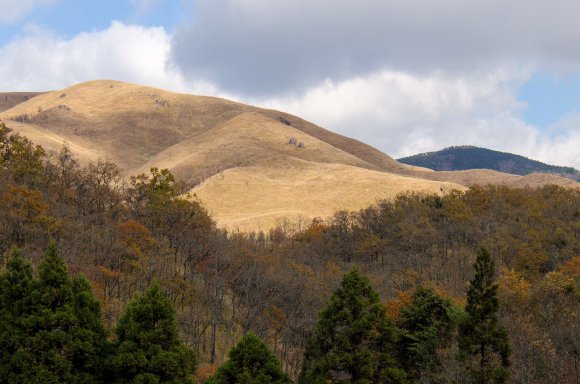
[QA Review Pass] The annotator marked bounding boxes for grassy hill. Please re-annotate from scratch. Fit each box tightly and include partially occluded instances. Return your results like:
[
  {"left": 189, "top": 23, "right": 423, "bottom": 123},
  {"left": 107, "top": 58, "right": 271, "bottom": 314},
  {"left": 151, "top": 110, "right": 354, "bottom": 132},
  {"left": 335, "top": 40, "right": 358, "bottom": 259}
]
[
  {"left": 1, "top": 81, "right": 577, "bottom": 230},
  {"left": 398, "top": 145, "right": 580, "bottom": 181},
  {"left": 0, "top": 92, "right": 45, "bottom": 113}
]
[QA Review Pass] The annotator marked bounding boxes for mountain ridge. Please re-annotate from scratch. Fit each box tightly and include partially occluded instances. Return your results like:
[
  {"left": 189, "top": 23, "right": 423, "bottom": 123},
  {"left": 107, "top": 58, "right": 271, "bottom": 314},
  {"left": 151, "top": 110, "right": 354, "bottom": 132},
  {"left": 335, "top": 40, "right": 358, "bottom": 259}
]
[{"left": 398, "top": 145, "right": 580, "bottom": 181}]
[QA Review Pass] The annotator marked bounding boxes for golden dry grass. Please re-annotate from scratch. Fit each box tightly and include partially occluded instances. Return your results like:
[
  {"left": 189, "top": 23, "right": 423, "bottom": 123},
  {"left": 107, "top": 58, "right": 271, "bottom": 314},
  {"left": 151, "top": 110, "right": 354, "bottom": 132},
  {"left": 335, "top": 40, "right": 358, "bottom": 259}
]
[
  {"left": 1, "top": 81, "right": 377, "bottom": 171},
  {"left": 1, "top": 80, "right": 577, "bottom": 231},
  {"left": 415, "top": 169, "right": 580, "bottom": 188},
  {"left": 1, "top": 80, "right": 255, "bottom": 170},
  {"left": 133, "top": 111, "right": 380, "bottom": 182},
  {"left": 3, "top": 121, "right": 103, "bottom": 164},
  {"left": 193, "top": 159, "right": 466, "bottom": 231}
]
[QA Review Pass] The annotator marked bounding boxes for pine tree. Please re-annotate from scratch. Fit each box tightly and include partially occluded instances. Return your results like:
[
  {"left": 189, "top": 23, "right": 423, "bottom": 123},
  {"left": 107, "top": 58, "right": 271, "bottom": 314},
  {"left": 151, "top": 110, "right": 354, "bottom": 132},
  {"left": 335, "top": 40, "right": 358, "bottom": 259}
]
[
  {"left": 0, "top": 247, "right": 34, "bottom": 383},
  {"left": 458, "top": 247, "right": 510, "bottom": 384},
  {"left": 2, "top": 240, "right": 107, "bottom": 383},
  {"left": 14, "top": 238, "right": 77, "bottom": 383},
  {"left": 69, "top": 275, "right": 110, "bottom": 382},
  {"left": 207, "top": 333, "right": 291, "bottom": 384},
  {"left": 397, "top": 286, "right": 454, "bottom": 382},
  {"left": 299, "top": 269, "right": 405, "bottom": 384},
  {"left": 111, "top": 281, "right": 196, "bottom": 383}
]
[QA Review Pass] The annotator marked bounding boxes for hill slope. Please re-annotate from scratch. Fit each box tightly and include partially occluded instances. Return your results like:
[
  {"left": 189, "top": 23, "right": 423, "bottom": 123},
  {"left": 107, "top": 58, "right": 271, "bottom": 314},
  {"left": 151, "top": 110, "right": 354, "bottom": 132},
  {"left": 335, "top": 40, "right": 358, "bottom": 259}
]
[
  {"left": 1, "top": 81, "right": 577, "bottom": 230},
  {"left": 0, "top": 92, "right": 45, "bottom": 113},
  {"left": 398, "top": 146, "right": 580, "bottom": 181},
  {"left": 193, "top": 160, "right": 461, "bottom": 230}
]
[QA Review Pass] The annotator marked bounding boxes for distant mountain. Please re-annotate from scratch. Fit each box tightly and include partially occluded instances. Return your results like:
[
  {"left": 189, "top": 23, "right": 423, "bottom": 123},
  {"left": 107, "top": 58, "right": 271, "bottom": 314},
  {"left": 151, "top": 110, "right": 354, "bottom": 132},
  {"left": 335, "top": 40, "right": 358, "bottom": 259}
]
[{"left": 398, "top": 146, "right": 580, "bottom": 181}]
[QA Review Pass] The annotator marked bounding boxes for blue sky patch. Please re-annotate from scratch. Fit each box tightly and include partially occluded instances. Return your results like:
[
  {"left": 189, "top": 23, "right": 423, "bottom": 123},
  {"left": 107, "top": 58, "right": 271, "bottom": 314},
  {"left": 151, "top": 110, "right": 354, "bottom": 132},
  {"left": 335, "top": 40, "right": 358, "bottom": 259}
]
[
  {"left": 0, "top": 0, "right": 184, "bottom": 46},
  {"left": 518, "top": 71, "right": 580, "bottom": 129}
]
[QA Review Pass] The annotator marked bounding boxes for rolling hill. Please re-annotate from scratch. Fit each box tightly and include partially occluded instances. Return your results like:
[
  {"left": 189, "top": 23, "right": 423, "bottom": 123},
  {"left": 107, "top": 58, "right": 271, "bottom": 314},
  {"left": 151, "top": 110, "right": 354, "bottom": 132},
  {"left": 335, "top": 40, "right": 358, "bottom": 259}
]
[
  {"left": 1, "top": 80, "right": 577, "bottom": 230},
  {"left": 398, "top": 145, "right": 580, "bottom": 181}
]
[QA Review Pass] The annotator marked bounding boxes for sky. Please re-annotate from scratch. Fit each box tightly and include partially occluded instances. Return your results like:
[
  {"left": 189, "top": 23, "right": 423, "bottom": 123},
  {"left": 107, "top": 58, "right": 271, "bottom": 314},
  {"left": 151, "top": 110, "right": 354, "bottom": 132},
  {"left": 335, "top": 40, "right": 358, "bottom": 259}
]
[{"left": 0, "top": 0, "right": 579, "bottom": 168}]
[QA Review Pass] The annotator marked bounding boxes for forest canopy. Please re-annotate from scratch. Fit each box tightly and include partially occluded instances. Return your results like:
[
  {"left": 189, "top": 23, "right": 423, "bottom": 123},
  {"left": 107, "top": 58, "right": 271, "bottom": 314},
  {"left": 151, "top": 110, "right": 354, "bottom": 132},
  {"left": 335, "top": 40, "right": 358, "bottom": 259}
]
[{"left": 0, "top": 122, "right": 578, "bottom": 383}]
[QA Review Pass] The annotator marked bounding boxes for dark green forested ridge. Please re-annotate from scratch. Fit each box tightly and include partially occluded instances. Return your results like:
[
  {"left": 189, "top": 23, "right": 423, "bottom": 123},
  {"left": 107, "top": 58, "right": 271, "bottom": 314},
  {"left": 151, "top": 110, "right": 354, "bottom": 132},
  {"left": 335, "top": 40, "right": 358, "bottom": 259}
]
[
  {"left": 0, "top": 121, "right": 579, "bottom": 383},
  {"left": 398, "top": 145, "right": 580, "bottom": 180}
]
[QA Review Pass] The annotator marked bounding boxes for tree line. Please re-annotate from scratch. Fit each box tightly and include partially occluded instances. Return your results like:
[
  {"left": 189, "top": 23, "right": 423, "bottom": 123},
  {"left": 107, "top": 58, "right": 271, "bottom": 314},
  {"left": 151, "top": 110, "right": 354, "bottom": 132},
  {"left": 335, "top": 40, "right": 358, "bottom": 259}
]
[
  {"left": 0, "top": 121, "right": 578, "bottom": 382},
  {"left": 1, "top": 241, "right": 509, "bottom": 383}
]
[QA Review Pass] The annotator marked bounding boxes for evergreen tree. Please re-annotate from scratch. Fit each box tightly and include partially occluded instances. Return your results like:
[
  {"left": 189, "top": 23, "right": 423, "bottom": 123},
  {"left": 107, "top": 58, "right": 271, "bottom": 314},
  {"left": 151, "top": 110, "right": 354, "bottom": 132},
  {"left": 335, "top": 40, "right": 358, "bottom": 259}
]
[
  {"left": 0, "top": 247, "right": 34, "bottom": 383},
  {"left": 207, "top": 333, "right": 291, "bottom": 384},
  {"left": 111, "top": 281, "right": 196, "bottom": 384},
  {"left": 69, "top": 275, "right": 110, "bottom": 382},
  {"left": 299, "top": 269, "right": 405, "bottom": 384},
  {"left": 458, "top": 247, "right": 510, "bottom": 384},
  {"left": 14, "top": 238, "right": 77, "bottom": 383},
  {"left": 397, "top": 286, "right": 454, "bottom": 382},
  {"left": 2, "top": 240, "right": 107, "bottom": 383}
]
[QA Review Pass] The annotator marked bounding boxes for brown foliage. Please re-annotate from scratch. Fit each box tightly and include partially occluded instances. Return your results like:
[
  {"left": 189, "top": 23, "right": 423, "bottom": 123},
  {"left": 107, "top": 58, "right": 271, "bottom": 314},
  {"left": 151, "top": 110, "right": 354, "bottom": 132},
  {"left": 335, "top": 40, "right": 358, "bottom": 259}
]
[{"left": 0, "top": 128, "right": 578, "bottom": 382}]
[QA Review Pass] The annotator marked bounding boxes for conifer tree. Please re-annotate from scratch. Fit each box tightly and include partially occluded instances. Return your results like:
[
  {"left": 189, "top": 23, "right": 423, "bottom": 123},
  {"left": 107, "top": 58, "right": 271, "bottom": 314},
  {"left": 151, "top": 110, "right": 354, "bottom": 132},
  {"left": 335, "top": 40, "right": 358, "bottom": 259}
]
[
  {"left": 397, "top": 286, "right": 454, "bottom": 382},
  {"left": 458, "top": 247, "right": 510, "bottom": 384},
  {"left": 69, "top": 275, "right": 110, "bottom": 382},
  {"left": 2, "top": 240, "right": 107, "bottom": 383},
  {"left": 111, "top": 281, "right": 196, "bottom": 384},
  {"left": 207, "top": 333, "right": 291, "bottom": 384},
  {"left": 299, "top": 269, "right": 405, "bottom": 384},
  {"left": 0, "top": 247, "right": 33, "bottom": 383}
]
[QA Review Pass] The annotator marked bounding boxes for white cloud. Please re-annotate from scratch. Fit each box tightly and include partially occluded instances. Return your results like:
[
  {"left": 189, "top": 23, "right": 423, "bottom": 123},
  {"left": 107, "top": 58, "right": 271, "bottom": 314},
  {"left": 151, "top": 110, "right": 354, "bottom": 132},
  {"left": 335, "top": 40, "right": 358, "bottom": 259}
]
[
  {"left": 0, "top": 21, "right": 216, "bottom": 94},
  {"left": 0, "top": 0, "right": 59, "bottom": 24},
  {"left": 260, "top": 68, "right": 580, "bottom": 169},
  {"left": 171, "top": 0, "right": 580, "bottom": 96},
  {"left": 535, "top": 112, "right": 580, "bottom": 167}
]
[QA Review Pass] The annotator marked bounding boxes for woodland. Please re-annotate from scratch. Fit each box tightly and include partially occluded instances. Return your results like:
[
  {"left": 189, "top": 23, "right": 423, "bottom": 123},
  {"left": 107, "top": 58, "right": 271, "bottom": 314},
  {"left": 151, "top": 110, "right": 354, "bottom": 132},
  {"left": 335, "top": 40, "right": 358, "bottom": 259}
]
[{"left": 0, "top": 122, "right": 578, "bottom": 383}]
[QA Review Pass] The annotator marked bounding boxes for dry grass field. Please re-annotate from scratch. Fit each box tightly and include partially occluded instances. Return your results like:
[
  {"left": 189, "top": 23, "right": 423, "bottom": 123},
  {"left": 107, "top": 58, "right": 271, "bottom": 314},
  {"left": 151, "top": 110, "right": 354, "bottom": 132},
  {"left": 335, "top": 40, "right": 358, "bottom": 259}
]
[
  {"left": 1, "top": 80, "right": 576, "bottom": 231},
  {"left": 415, "top": 169, "right": 580, "bottom": 188},
  {"left": 193, "top": 159, "right": 465, "bottom": 231}
]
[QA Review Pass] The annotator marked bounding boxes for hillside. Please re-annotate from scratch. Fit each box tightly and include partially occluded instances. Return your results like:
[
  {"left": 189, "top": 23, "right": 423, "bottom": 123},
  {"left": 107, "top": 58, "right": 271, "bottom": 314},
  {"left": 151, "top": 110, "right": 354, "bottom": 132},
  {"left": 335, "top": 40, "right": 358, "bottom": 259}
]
[
  {"left": 0, "top": 92, "right": 45, "bottom": 113},
  {"left": 1, "top": 80, "right": 577, "bottom": 230},
  {"left": 398, "top": 145, "right": 580, "bottom": 181},
  {"left": 193, "top": 160, "right": 461, "bottom": 230}
]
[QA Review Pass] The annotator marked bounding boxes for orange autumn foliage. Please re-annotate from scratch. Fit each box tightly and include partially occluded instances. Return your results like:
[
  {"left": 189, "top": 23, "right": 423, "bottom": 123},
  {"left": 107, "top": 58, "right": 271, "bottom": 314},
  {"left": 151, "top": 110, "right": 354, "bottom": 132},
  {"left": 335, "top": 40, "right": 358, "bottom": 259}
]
[{"left": 385, "top": 290, "right": 412, "bottom": 319}]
